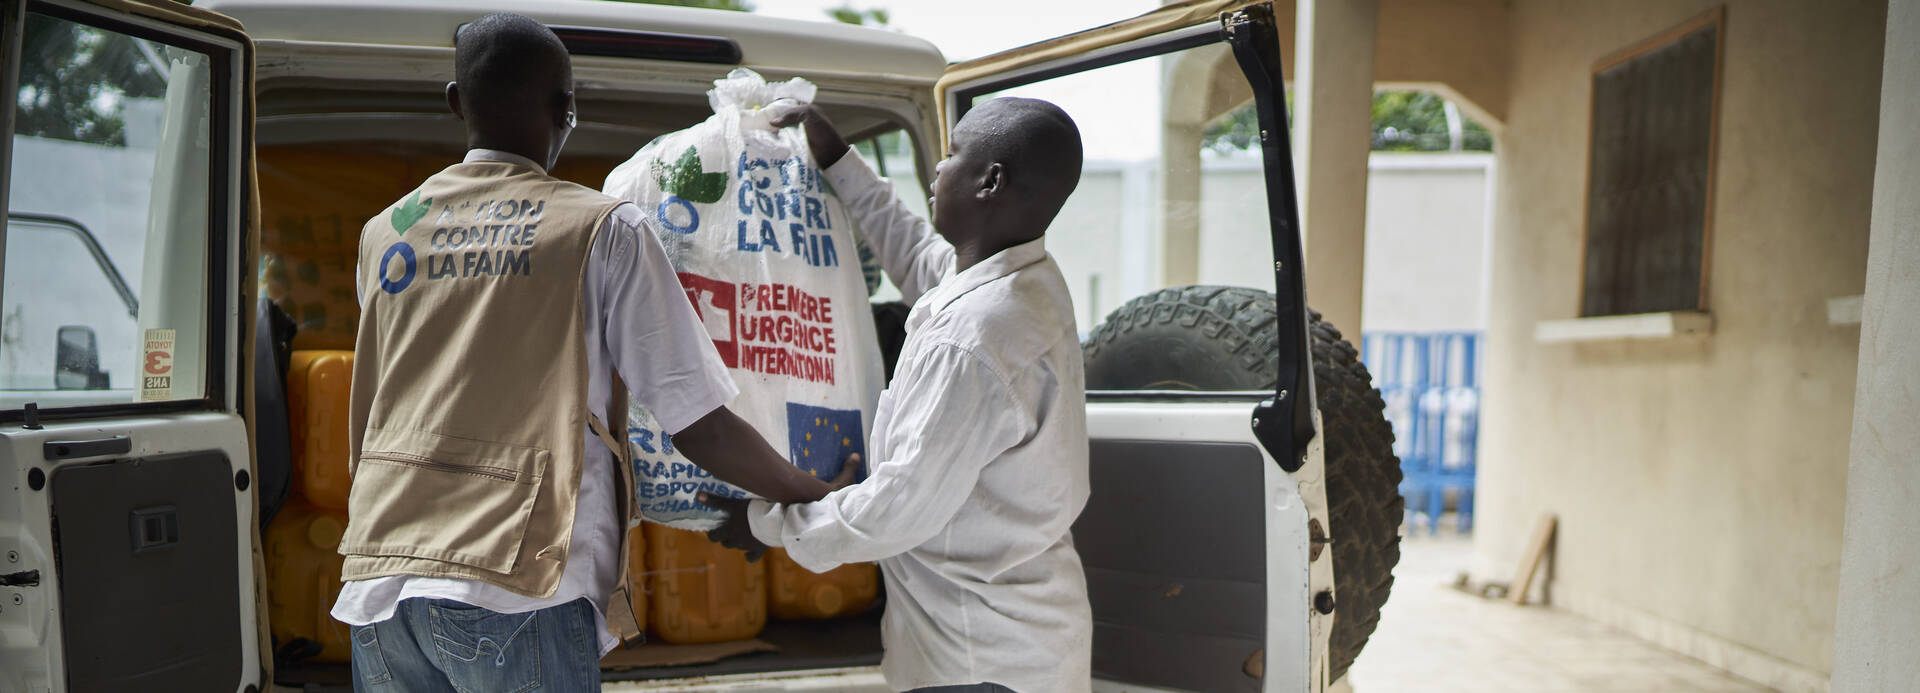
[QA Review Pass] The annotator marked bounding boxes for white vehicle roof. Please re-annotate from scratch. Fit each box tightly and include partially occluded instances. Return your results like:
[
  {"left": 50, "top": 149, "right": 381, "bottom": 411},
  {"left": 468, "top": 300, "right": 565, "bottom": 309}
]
[{"left": 198, "top": 0, "right": 949, "bottom": 82}]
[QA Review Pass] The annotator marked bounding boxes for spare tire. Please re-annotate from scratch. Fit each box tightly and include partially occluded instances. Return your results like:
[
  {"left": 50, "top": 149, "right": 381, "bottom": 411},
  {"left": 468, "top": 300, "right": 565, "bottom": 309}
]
[{"left": 1081, "top": 285, "right": 1402, "bottom": 684}]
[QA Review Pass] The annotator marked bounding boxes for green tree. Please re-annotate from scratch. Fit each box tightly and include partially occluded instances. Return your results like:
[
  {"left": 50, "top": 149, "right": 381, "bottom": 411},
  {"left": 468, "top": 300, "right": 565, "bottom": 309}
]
[
  {"left": 1202, "top": 104, "right": 1262, "bottom": 155},
  {"left": 1202, "top": 90, "right": 1493, "bottom": 154},
  {"left": 1370, "top": 90, "right": 1492, "bottom": 151},
  {"left": 14, "top": 13, "right": 169, "bottom": 146},
  {"left": 826, "top": 4, "right": 891, "bottom": 27}
]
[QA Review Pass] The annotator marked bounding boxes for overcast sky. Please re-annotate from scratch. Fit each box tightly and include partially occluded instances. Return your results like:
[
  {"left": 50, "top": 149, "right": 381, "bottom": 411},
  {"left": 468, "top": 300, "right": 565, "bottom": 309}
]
[
  {"left": 755, "top": 0, "right": 1158, "bottom": 62},
  {"left": 758, "top": 0, "right": 1170, "bottom": 161}
]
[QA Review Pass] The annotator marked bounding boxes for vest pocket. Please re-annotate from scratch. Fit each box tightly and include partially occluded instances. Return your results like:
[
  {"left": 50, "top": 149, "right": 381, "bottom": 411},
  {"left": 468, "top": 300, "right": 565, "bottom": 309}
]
[{"left": 341, "top": 427, "right": 552, "bottom": 574}]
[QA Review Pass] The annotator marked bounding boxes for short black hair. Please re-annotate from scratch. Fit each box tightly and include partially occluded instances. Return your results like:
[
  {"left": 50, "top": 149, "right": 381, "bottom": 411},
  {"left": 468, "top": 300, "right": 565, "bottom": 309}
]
[
  {"left": 963, "top": 98, "right": 1085, "bottom": 207},
  {"left": 453, "top": 13, "right": 571, "bottom": 120}
]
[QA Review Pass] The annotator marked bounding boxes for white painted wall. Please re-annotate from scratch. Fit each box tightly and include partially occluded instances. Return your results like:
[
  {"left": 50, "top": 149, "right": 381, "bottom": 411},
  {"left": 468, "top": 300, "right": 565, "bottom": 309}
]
[
  {"left": 1038, "top": 155, "right": 1491, "bottom": 337},
  {"left": 1832, "top": 0, "right": 1920, "bottom": 687},
  {"left": 1047, "top": 161, "right": 1138, "bottom": 333},
  {"left": 1361, "top": 153, "right": 1492, "bottom": 334},
  {"left": 1474, "top": 0, "right": 1885, "bottom": 686}
]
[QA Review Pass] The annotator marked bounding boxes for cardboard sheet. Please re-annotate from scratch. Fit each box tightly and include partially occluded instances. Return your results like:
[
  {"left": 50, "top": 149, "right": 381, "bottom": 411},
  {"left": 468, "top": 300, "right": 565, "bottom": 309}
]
[{"left": 599, "top": 638, "right": 778, "bottom": 671}]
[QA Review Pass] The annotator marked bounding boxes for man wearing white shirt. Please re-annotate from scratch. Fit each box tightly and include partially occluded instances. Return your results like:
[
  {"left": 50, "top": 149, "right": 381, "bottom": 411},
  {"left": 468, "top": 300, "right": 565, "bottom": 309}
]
[
  {"left": 334, "top": 15, "right": 851, "bottom": 692},
  {"left": 702, "top": 98, "right": 1093, "bottom": 693}
]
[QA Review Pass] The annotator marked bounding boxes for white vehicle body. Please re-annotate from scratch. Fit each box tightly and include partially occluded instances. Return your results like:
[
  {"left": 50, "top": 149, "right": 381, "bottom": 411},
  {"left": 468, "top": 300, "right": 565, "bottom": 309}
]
[{"left": 0, "top": 1, "right": 1333, "bottom": 691}]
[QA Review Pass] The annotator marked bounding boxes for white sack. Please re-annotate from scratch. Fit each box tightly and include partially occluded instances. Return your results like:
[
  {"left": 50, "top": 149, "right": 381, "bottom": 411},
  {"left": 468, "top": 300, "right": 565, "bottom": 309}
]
[{"left": 605, "top": 68, "right": 883, "bottom": 529}]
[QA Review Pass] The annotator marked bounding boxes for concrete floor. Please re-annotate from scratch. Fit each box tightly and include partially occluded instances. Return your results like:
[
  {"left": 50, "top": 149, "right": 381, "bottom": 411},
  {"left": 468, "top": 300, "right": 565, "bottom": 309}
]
[
  {"left": 609, "top": 529, "right": 1778, "bottom": 692},
  {"left": 1344, "top": 533, "right": 1773, "bottom": 692}
]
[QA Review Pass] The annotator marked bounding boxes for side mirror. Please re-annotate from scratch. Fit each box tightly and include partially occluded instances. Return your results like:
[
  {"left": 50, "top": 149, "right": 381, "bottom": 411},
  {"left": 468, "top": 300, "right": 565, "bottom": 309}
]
[{"left": 55, "top": 325, "right": 108, "bottom": 390}]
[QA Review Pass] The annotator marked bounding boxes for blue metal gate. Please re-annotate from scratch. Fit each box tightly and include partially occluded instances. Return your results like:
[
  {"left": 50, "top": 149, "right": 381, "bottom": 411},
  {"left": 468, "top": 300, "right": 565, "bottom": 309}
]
[{"left": 1361, "top": 332, "right": 1481, "bottom": 534}]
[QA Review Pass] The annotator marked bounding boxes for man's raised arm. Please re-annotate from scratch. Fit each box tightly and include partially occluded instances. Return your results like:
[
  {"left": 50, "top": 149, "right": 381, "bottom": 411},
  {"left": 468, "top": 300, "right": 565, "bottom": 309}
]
[{"left": 774, "top": 106, "right": 952, "bottom": 303}]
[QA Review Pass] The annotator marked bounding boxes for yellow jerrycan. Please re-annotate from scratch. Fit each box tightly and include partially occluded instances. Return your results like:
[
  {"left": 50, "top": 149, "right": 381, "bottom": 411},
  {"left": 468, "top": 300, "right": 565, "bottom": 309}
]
[
  {"left": 766, "top": 550, "right": 878, "bottom": 620},
  {"left": 286, "top": 350, "right": 354, "bottom": 509},
  {"left": 644, "top": 524, "right": 766, "bottom": 643},
  {"left": 264, "top": 502, "right": 352, "bottom": 662}
]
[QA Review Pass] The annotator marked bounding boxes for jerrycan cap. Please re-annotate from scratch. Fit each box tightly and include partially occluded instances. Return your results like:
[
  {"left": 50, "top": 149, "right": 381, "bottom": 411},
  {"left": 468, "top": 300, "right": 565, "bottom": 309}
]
[
  {"left": 810, "top": 584, "right": 844, "bottom": 617},
  {"left": 308, "top": 515, "right": 346, "bottom": 549}
]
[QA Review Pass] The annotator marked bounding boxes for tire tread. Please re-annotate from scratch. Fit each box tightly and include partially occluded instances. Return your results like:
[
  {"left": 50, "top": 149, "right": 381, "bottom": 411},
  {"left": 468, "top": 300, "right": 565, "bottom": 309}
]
[{"left": 1083, "top": 287, "right": 1401, "bottom": 683}]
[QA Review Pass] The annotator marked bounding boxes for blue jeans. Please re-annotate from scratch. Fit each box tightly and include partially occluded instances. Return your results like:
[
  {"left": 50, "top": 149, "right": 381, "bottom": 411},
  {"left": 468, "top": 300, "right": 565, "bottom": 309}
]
[{"left": 349, "top": 597, "right": 602, "bottom": 692}]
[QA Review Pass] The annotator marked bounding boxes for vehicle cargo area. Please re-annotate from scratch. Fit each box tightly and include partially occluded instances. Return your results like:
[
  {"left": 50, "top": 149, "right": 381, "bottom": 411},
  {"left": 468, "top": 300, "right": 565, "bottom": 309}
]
[{"left": 256, "top": 107, "right": 903, "bottom": 689}]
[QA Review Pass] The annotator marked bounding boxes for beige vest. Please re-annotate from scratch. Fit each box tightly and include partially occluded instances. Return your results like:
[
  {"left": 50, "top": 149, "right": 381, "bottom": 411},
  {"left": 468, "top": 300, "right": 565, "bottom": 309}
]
[{"left": 342, "top": 161, "right": 645, "bottom": 640}]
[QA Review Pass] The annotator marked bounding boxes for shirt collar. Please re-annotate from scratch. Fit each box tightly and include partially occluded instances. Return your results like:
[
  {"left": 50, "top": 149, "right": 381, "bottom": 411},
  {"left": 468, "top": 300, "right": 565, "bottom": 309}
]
[
  {"left": 463, "top": 148, "right": 547, "bottom": 176},
  {"left": 923, "top": 236, "right": 1049, "bottom": 314}
]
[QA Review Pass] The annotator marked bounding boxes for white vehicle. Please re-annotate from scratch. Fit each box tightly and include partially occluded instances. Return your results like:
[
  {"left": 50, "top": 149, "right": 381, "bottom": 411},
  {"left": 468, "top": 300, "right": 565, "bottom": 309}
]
[{"left": 0, "top": 0, "right": 1401, "bottom": 691}]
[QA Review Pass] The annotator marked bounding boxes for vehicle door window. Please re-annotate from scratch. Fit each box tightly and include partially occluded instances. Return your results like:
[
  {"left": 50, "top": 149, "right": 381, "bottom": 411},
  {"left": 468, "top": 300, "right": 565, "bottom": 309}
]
[
  {"left": 2, "top": 214, "right": 138, "bottom": 392},
  {"left": 853, "top": 130, "right": 927, "bottom": 212},
  {"left": 4, "top": 10, "right": 216, "bottom": 410},
  {"left": 966, "top": 40, "right": 1281, "bottom": 393},
  {"left": 847, "top": 126, "right": 927, "bottom": 304}
]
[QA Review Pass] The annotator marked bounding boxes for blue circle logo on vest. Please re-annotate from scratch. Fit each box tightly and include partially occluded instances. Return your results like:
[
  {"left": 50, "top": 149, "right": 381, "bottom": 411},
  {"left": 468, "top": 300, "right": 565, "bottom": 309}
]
[{"left": 380, "top": 241, "right": 417, "bottom": 294}]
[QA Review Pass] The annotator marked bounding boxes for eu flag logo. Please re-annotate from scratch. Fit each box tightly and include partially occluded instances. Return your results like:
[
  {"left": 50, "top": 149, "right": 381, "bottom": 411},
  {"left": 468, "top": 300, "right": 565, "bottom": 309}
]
[{"left": 787, "top": 403, "right": 865, "bottom": 481}]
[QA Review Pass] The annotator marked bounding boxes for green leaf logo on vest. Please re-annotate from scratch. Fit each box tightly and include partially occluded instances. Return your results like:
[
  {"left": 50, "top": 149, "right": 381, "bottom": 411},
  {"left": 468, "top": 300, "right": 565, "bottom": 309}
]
[{"left": 391, "top": 190, "right": 432, "bottom": 235}]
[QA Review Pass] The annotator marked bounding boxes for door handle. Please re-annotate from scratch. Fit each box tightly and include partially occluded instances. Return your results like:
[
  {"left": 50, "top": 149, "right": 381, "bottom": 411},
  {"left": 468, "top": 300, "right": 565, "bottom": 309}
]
[{"left": 44, "top": 435, "right": 131, "bottom": 460}]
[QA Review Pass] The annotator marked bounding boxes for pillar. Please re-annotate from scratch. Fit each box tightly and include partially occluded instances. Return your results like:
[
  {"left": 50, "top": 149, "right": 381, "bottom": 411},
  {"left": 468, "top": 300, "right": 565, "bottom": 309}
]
[
  {"left": 1290, "top": 0, "right": 1377, "bottom": 334},
  {"left": 1832, "top": 0, "right": 1920, "bottom": 688}
]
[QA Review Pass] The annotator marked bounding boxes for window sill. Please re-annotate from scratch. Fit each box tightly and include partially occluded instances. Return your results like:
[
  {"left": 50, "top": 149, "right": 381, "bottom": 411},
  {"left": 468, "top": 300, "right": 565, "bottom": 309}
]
[
  {"left": 1827, "top": 295, "right": 1863, "bottom": 326},
  {"left": 1533, "top": 311, "right": 1713, "bottom": 344}
]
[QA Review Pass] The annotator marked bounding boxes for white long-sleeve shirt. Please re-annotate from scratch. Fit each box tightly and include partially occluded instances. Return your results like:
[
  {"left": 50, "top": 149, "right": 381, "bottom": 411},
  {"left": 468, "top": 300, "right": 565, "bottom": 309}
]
[
  {"left": 332, "top": 149, "right": 738, "bottom": 655},
  {"left": 747, "top": 152, "right": 1092, "bottom": 693}
]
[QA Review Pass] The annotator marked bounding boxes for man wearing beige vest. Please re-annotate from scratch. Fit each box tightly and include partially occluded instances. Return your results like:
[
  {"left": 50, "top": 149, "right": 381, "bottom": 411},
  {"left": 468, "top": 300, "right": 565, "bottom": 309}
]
[{"left": 330, "top": 14, "right": 851, "bottom": 692}]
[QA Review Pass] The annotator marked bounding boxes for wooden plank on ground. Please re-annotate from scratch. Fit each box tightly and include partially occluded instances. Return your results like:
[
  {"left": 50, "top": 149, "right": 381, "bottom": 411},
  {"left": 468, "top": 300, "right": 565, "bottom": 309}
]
[{"left": 1510, "top": 513, "right": 1558, "bottom": 605}]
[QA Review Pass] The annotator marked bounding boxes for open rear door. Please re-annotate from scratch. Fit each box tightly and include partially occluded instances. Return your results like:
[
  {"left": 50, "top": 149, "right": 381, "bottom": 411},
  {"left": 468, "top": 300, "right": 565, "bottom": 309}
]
[
  {"left": 937, "top": 3, "right": 1331, "bottom": 691},
  {"left": 0, "top": 0, "right": 259, "bottom": 690}
]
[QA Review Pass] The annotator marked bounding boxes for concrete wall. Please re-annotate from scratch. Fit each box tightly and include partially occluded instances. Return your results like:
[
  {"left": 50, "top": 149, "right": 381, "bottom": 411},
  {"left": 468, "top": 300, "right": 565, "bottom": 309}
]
[
  {"left": 1374, "top": 0, "right": 1512, "bottom": 125},
  {"left": 1832, "top": 0, "right": 1920, "bottom": 687},
  {"left": 1195, "top": 160, "right": 1290, "bottom": 300},
  {"left": 1046, "top": 161, "right": 1138, "bottom": 334},
  {"left": 1473, "top": 0, "right": 1886, "bottom": 686},
  {"left": 1361, "top": 153, "right": 1492, "bottom": 334},
  {"left": 1038, "top": 155, "right": 1491, "bottom": 336},
  {"left": 1199, "top": 0, "right": 1516, "bottom": 125}
]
